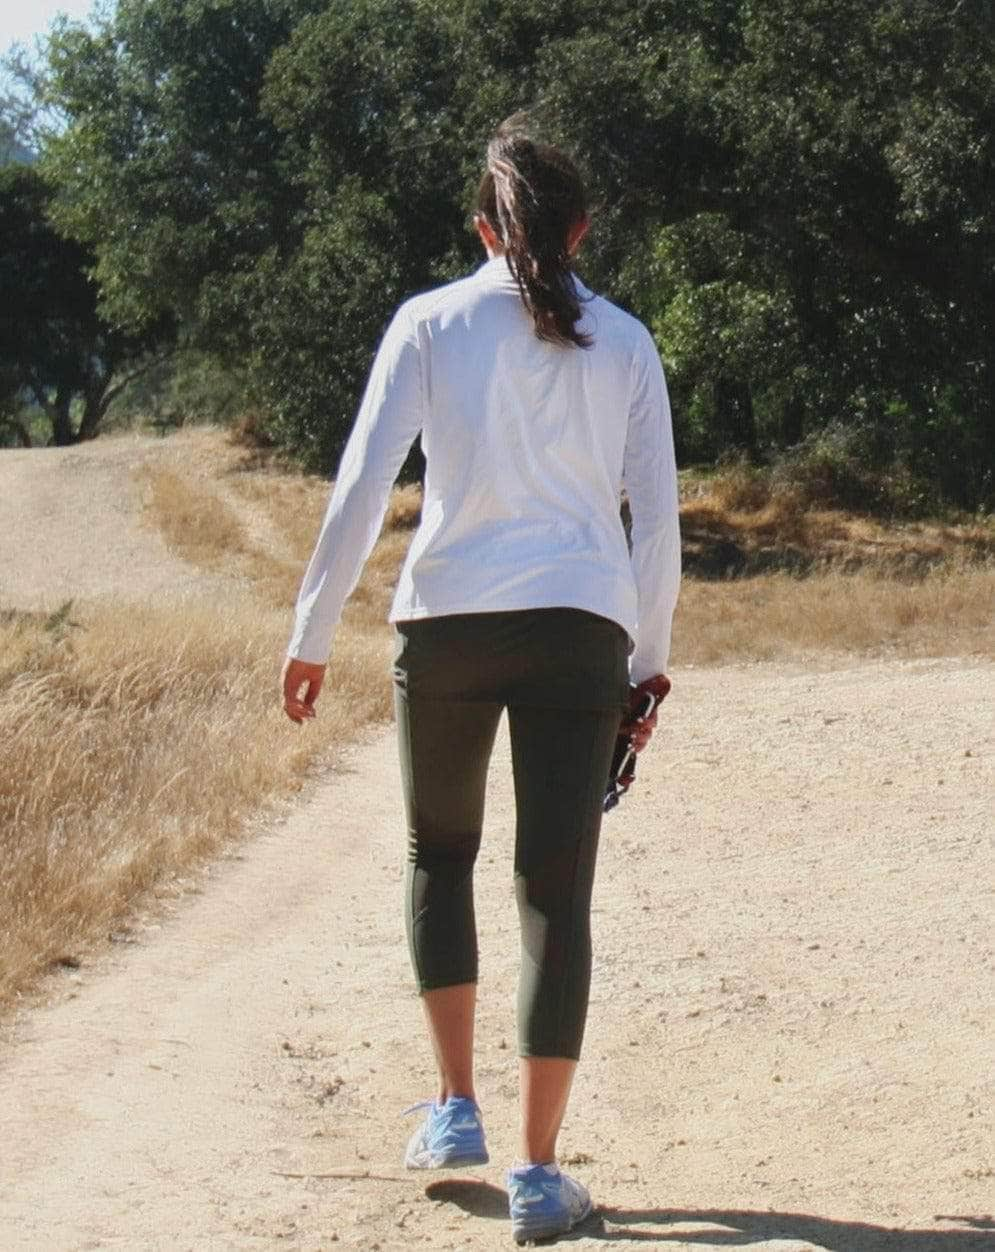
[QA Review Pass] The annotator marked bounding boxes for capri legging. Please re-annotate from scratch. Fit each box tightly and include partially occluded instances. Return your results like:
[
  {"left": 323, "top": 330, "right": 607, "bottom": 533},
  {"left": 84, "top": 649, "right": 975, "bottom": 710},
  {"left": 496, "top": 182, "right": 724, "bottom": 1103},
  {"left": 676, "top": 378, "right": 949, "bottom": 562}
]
[{"left": 392, "top": 608, "right": 631, "bottom": 1060}]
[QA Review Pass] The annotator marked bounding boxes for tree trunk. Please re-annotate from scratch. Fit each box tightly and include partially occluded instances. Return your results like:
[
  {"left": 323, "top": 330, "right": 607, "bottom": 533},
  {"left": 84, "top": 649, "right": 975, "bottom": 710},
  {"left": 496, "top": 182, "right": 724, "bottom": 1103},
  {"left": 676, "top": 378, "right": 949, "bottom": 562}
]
[
  {"left": 75, "top": 351, "right": 175, "bottom": 442},
  {"left": 48, "top": 387, "right": 76, "bottom": 446},
  {"left": 715, "top": 376, "right": 759, "bottom": 461},
  {"left": 77, "top": 378, "right": 108, "bottom": 442}
]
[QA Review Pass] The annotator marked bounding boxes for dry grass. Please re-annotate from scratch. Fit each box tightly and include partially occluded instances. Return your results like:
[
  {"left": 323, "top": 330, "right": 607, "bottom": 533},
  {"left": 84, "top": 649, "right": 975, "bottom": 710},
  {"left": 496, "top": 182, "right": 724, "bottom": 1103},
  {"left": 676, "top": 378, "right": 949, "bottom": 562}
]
[
  {"left": 0, "top": 593, "right": 393, "bottom": 1005},
  {"left": 140, "top": 435, "right": 418, "bottom": 630},
  {"left": 2, "top": 425, "right": 991, "bottom": 1007},
  {"left": 681, "top": 462, "right": 995, "bottom": 575},
  {"left": 675, "top": 464, "right": 994, "bottom": 662},
  {"left": 0, "top": 433, "right": 405, "bottom": 1006},
  {"left": 673, "top": 565, "right": 995, "bottom": 666},
  {"left": 143, "top": 432, "right": 994, "bottom": 668},
  {"left": 138, "top": 464, "right": 304, "bottom": 608},
  {"left": 0, "top": 585, "right": 398, "bottom": 1006}
]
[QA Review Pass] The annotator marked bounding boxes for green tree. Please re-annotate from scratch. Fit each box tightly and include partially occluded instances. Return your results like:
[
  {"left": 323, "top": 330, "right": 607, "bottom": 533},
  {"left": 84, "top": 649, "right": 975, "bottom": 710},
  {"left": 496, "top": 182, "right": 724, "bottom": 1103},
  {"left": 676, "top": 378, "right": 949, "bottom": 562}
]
[
  {"left": 38, "top": 0, "right": 995, "bottom": 505},
  {"left": 256, "top": 0, "right": 468, "bottom": 465},
  {"left": 42, "top": 0, "right": 321, "bottom": 344},
  {"left": 0, "top": 163, "right": 172, "bottom": 445},
  {"left": 549, "top": 1, "right": 994, "bottom": 502},
  {"left": 722, "top": 0, "right": 994, "bottom": 493}
]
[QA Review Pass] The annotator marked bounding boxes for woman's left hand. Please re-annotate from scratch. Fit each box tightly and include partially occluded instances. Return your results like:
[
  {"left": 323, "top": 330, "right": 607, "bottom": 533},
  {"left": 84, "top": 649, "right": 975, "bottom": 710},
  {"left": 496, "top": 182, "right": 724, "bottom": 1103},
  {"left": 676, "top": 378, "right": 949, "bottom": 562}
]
[{"left": 281, "top": 657, "right": 326, "bottom": 724}]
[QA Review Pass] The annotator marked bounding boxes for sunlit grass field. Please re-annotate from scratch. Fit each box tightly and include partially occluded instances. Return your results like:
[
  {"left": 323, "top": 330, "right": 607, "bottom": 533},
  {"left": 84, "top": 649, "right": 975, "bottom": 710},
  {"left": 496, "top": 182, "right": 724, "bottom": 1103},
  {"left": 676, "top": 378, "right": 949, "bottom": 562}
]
[{"left": 1, "top": 426, "right": 992, "bottom": 1007}]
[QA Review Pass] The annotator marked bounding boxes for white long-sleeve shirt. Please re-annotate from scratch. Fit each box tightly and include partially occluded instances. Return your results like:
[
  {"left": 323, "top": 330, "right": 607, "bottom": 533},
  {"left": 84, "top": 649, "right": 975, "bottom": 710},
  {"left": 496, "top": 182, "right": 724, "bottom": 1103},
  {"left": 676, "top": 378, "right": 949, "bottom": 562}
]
[{"left": 287, "top": 255, "right": 681, "bottom": 682}]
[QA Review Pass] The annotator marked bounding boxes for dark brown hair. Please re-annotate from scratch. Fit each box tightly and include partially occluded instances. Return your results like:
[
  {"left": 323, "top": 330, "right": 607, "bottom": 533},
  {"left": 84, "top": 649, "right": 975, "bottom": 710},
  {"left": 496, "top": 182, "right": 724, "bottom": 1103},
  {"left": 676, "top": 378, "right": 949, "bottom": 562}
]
[{"left": 476, "top": 126, "right": 591, "bottom": 349}]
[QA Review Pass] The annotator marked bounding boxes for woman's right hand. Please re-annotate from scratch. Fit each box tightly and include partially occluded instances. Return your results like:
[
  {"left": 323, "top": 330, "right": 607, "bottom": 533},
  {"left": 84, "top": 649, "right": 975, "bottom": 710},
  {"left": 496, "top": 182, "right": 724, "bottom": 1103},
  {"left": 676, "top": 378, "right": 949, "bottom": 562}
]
[{"left": 621, "top": 673, "right": 671, "bottom": 753}]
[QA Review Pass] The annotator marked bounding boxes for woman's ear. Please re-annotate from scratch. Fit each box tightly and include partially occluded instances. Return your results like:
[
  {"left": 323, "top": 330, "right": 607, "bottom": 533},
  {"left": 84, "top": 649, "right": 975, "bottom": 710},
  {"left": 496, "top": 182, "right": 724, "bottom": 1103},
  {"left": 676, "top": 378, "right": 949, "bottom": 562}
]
[
  {"left": 566, "top": 216, "right": 590, "bottom": 257},
  {"left": 474, "top": 213, "right": 503, "bottom": 257}
]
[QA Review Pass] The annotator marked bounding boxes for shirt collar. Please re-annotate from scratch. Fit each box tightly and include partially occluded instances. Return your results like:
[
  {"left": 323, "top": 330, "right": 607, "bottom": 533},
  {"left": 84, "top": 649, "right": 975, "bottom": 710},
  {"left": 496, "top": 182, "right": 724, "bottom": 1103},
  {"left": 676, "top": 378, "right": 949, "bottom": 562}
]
[
  {"left": 474, "top": 255, "right": 593, "bottom": 300},
  {"left": 475, "top": 255, "right": 520, "bottom": 288}
]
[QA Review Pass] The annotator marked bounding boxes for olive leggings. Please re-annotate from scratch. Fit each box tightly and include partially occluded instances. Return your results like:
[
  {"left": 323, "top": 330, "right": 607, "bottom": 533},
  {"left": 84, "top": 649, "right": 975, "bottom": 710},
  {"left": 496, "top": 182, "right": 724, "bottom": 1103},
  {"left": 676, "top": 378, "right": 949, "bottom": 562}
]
[{"left": 392, "top": 608, "right": 630, "bottom": 1060}]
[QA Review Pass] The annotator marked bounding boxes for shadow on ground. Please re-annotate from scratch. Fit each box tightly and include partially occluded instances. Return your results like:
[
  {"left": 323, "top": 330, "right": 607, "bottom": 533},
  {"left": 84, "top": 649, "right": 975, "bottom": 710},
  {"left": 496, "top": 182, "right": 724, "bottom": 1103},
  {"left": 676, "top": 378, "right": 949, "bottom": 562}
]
[
  {"left": 425, "top": 1181, "right": 994, "bottom": 1249},
  {"left": 677, "top": 523, "right": 988, "bottom": 580},
  {"left": 425, "top": 1179, "right": 508, "bottom": 1219},
  {"left": 679, "top": 526, "right": 814, "bottom": 579}
]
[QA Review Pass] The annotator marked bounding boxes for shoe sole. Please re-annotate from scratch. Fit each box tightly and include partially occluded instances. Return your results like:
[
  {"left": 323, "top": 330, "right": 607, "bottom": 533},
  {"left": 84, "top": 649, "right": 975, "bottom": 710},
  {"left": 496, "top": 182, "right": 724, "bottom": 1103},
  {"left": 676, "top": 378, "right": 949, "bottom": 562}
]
[
  {"left": 406, "top": 1148, "right": 489, "bottom": 1170},
  {"left": 511, "top": 1196, "right": 593, "bottom": 1243}
]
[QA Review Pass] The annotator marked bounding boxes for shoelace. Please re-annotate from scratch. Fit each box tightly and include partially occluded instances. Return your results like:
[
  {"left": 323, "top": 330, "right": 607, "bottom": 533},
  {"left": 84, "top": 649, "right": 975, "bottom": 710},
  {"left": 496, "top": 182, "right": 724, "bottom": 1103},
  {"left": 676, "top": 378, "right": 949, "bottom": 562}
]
[{"left": 402, "top": 1099, "right": 437, "bottom": 1117}]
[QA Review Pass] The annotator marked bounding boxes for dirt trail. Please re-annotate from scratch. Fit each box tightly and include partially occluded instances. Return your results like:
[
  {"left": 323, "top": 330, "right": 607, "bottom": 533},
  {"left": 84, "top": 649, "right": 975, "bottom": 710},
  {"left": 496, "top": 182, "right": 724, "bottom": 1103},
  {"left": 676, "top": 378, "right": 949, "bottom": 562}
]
[
  {"left": 0, "top": 434, "right": 238, "bottom": 612},
  {"left": 1, "top": 436, "right": 993, "bottom": 1251}
]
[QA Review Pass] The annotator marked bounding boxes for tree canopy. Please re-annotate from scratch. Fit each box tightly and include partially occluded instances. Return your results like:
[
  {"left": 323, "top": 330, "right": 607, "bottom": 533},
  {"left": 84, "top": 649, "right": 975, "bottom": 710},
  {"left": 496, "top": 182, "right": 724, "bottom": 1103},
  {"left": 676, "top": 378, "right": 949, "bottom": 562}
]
[{"left": 26, "top": 0, "right": 995, "bottom": 506}]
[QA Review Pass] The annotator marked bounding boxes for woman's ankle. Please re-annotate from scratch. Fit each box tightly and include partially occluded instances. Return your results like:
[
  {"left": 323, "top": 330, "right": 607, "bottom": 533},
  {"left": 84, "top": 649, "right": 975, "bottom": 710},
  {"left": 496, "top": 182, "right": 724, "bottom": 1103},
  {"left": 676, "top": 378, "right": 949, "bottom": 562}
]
[{"left": 437, "top": 1086, "right": 477, "bottom": 1104}]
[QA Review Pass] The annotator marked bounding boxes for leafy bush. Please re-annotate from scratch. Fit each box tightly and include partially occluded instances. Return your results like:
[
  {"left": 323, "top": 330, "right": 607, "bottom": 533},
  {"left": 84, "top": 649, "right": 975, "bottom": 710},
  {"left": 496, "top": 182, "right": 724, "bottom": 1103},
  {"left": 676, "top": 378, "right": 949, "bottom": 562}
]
[{"left": 771, "top": 425, "right": 947, "bottom": 518}]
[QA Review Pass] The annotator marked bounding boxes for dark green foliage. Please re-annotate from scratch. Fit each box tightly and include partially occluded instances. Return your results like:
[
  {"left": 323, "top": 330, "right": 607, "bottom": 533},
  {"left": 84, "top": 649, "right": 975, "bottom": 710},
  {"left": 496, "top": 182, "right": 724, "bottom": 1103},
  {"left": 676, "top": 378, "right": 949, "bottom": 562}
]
[
  {"left": 256, "top": 0, "right": 469, "bottom": 464},
  {"left": 34, "top": 0, "right": 995, "bottom": 508},
  {"left": 42, "top": 0, "right": 321, "bottom": 341},
  {"left": 102, "top": 348, "right": 258, "bottom": 432},
  {"left": 0, "top": 163, "right": 172, "bottom": 445},
  {"left": 0, "top": 118, "right": 34, "bottom": 167}
]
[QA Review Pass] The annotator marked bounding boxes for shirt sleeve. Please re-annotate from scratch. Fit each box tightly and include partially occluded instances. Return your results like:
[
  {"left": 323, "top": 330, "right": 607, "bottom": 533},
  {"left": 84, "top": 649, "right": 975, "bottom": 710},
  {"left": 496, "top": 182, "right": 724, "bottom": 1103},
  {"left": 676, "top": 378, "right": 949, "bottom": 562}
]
[
  {"left": 622, "top": 329, "right": 682, "bottom": 683},
  {"left": 286, "top": 304, "right": 424, "bottom": 663}
]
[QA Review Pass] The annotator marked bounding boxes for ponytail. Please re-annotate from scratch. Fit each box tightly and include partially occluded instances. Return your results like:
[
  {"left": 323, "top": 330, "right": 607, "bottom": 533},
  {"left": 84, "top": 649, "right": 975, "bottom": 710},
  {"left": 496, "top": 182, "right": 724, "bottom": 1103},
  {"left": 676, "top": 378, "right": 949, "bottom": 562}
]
[{"left": 477, "top": 128, "right": 591, "bottom": 349}]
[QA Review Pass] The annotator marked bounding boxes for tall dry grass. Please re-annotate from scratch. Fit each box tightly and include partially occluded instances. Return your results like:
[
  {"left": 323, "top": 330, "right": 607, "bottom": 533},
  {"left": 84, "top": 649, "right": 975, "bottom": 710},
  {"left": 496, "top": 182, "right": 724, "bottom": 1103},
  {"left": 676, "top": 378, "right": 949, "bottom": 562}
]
[
  {"left": 138, "top": 464, "right": 305, "bottom": 608},
  {"left": 0, "top": 593, "right": 393, "bottom": 1004},
  {"left": 680, "top": 461, "right": 995, "bottom": 573},
  {"left": 674, "top": 565, "right": 995, "bottom": 665},
  {"left": 674, "top": 461, "right": 995, "bottom": 662}
]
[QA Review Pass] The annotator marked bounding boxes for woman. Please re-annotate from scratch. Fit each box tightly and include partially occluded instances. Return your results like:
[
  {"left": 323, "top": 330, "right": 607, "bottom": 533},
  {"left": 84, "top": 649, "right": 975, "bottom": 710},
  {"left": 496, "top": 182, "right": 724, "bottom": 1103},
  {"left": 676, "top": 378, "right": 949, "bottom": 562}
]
[{"left": 282, "top": 124, "right": 680, "bottom": 1243}]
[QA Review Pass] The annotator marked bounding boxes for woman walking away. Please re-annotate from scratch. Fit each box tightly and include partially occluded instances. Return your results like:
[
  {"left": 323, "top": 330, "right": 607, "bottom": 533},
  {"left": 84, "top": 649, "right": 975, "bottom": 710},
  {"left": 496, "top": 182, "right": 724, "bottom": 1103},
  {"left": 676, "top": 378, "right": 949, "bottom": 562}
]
[{"left": 281, "top": 121, "right": 681, "bottom": 1244}]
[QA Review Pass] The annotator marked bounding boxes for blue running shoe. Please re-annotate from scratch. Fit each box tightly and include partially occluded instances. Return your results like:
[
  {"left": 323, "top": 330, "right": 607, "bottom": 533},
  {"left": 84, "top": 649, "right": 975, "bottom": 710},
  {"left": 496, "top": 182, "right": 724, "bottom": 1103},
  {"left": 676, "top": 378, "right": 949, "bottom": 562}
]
[
  {"left": 507, "top": 1161, "right": 592, "bottom": 1243},
  {"left": 403, "top": 1096, "right": 489, "bottom": 1169}
]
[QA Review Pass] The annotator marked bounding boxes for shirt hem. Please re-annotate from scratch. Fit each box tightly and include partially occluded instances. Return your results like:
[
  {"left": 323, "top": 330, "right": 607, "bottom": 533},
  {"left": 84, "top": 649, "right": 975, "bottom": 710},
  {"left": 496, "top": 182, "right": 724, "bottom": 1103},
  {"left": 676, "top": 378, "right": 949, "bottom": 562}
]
[{"left": 389, "top": 593, "right": 635, "bottom": 643}]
